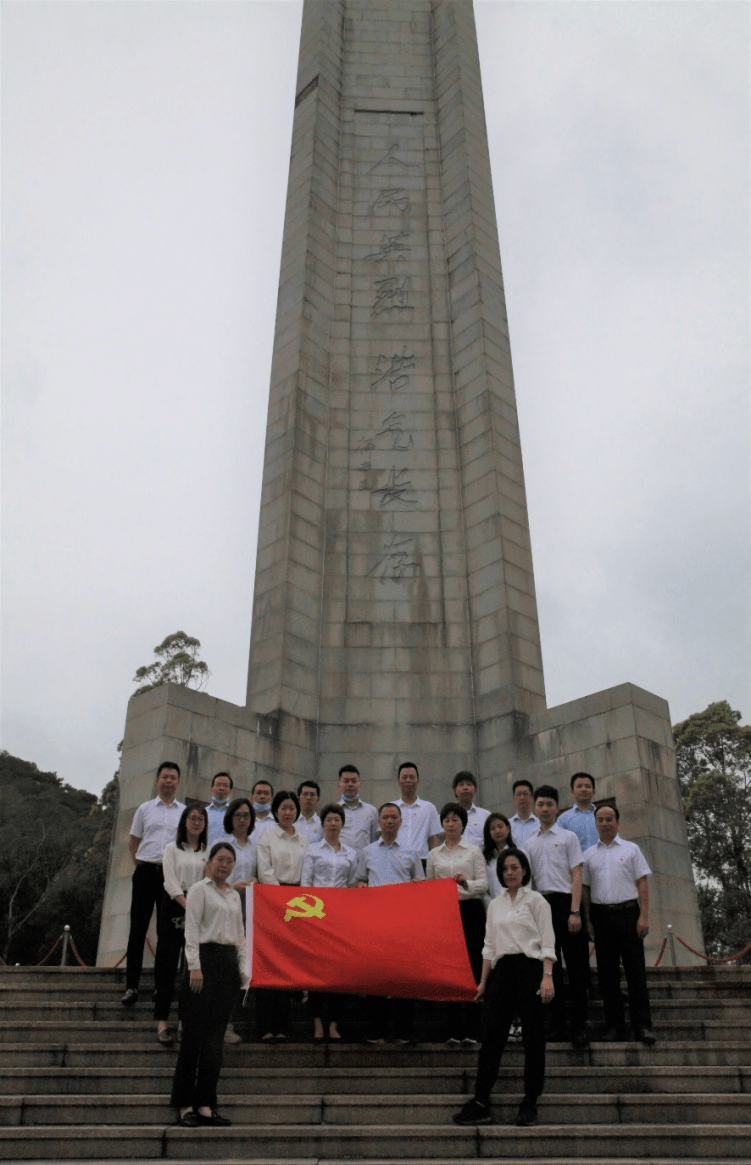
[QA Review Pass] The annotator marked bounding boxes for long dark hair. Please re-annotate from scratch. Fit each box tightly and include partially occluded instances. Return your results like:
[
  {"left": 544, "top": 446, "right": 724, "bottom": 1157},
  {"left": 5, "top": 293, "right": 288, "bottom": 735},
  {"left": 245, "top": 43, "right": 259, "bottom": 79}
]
[
  {"left": 175, "top": 804, "right": 208, "bottom": 851},
  {"left": 482, "top": 811, "right": 514, "bottom": 863}
]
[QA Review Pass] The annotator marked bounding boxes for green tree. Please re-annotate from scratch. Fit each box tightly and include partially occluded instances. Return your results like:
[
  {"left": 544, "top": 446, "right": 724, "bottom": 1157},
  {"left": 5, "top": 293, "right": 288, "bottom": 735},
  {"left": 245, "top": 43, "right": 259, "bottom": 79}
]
[
  {"left": 674, "top": 701, "right": 751, "bottom": 961},
  {"left": 132, "top": 631, "right": 210, "bottom": 696}
]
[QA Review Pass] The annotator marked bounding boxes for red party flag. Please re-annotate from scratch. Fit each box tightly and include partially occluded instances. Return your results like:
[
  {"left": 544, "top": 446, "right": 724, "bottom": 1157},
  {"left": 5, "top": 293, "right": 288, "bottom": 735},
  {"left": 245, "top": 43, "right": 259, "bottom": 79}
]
[{"left": 246, "top": 879, "right": 477, "bottom": 1000}]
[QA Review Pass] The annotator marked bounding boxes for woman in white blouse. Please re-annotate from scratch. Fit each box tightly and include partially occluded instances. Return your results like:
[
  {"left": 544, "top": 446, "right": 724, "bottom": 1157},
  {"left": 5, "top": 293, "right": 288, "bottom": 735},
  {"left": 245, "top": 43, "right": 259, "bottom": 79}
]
[
  {"left": 453, "top": 849, "right": 555, "bottom": 1130},
  {"left": 170, "top": 842, "right": 246, "bottom": 1128},
  {"left": 256, "top": 789, "right": 307, "bottom": 1040},
  {"left": 154, "top": 805, "right": 209, "bottom": 1046},
  {"left": 223, "top": 797, "right": 257, "bottom": 898},
  {"left": 300, "top": 803, "right": 359, "bottom": 1042},
  {"left": 426, "top": 802, "right": 488, "bottom": 1044},
  {"left": 481, "top": 812, "right": 517, "bottom": 902}
]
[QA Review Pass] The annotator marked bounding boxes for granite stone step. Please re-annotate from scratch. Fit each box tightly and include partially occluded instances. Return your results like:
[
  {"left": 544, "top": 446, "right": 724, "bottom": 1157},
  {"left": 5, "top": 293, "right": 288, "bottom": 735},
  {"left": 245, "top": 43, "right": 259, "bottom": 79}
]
[
  {"left": 2, "top": 995, "right": 745, "bottom": 1023},
  {"left": 2, "top": 1039, "right": 750, "bottom": 1069},
  {"left": 1, "top": 1123, "right": 749, "bottom": 1161},
  {"left": 2, "top": 1092, "right": 749, "bottom": 1129},
  {"left": 1, "top": 1064, "right": 747, "bottom": 1097}
]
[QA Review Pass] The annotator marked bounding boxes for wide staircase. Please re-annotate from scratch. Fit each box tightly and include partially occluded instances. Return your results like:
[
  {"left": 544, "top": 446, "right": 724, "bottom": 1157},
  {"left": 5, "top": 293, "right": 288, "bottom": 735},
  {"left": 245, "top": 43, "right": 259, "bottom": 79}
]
[{"left": 0, "top": 964, "right": 749, "bottom": 1164}]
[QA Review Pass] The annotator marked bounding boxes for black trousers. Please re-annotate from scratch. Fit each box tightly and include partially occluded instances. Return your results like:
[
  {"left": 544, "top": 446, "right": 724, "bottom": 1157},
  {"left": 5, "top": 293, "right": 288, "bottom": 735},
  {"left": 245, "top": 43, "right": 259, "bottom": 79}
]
[
  {"left": 308, "top": 991, "right": 343, "bottom": 1025},
  {"left": 473, "top": 954, "right": 546, "bottom": 1105},
  {"left": 257, "top": 989, "right": 291, "bottom": 1037},
  {"left": 153, "top": 897, "right": 185, "bottom": 1022},
  {"left": 170, "top": 943, "right": 240, "bottom": 1111},
  {"left": 445, "top": 898, "right": 485, "bottom": 1040},
  {"left": 590, "top": 900, "right": 652, "bottom": 1031},
  {"left": 543, "top": 891, "right": 590, "bottom": 1032},
  {"left": 366, "top": 995, "right": 415, "bottom": 1040},
  {"left": 125, "top": 861, "right": 165, "bottom": 991}
]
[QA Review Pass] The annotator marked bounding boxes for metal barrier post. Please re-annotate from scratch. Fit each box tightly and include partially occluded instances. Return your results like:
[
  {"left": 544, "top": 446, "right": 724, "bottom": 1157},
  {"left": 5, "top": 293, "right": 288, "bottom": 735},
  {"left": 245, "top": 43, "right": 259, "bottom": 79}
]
[
  {"left": 61, "top": 925, "right": 71, "bottom": 967},
  {"left": 667, "top": 924, "right": 676, "bottom": 968}
]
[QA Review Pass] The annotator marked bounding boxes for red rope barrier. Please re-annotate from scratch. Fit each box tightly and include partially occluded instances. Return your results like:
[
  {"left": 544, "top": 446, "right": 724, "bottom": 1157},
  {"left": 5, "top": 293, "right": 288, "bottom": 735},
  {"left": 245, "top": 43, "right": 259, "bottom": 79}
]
[
  {"left": 68, "top": 936, "right": 89, "bottom": 968},
  {"left": 34, "top": 936, "right": 63, "bottom": 967},
  {"left": 674, "top": 933, "right": 751, "bottom": 964},
  {"left": 145, "top": 937, "right": 156, "bottom": 958},
  {"left": 653, "top": 936, "right": 668, "bottom": 968}
]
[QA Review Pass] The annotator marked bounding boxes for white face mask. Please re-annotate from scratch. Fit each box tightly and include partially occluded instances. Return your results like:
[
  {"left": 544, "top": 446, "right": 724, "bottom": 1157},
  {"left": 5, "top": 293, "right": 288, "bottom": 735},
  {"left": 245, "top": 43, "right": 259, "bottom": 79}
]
[
  {"left": 341, "top": 791, "right": 359, "bottom": 803},
  {"left": 252, "top": 801, "right": 270, "bottom": 814}
]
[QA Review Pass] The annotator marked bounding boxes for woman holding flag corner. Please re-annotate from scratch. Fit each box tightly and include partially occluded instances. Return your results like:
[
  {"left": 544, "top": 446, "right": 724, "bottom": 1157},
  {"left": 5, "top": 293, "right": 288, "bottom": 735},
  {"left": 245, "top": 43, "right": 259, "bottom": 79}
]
[{"left": 453, "top": 848, "right": 555, "bottom": 1129}]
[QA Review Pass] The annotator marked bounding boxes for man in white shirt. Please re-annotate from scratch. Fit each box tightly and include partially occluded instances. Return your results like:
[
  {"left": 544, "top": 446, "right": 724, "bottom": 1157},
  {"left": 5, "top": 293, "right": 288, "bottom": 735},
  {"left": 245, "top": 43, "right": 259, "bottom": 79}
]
[
  {"left": 509, "top": 779, "right": 539, "bottom": 847},
  {"left": 295, "top": 780, "right": 323, "bottom": 844},
  {"left": 522, "top": 785, "right": 590, "bottom": 1048},
  {"left": 394, "top": 761, "right": 441, "bottom": 866},
  {"left": 583, "top": 804, "right": 656, "bottom": 1045},
  {"left": 452, "top": 770, "right": 490, "bottom": 848},
  {"left": 557, "top": 772, "right": 599, "bottom": 852},
  {"left": 121, "top": 761, "right": 185, "bottom": 1005},
  {"left": 337, "top": 765, "right": 378, "bottom": 856},
  {"left": 206, "top": 772, "right": 233, "bottom": 848},
  {"left": 359, "top": 803, "right": 424, "bottom": 1043},
  {"left": 250, "top": 779, "right": 276, "bottom": 840}
]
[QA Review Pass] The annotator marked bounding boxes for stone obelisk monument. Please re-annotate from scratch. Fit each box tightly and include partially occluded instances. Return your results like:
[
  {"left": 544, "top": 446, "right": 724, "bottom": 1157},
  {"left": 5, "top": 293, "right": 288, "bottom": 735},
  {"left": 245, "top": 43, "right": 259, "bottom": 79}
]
[{"left": 98, "top": 0, "right": 703, "bottom": 964}]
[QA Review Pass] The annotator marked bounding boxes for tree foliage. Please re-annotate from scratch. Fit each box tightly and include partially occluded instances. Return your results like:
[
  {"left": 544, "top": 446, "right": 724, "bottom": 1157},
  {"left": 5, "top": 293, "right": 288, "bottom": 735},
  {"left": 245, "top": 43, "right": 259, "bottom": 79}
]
[
  {"left": 0, "top": 753, "right": 118, "bottom": 965},
  {"left": 132, "top": 631, "right": 210, "bottom": 696},
  {"left": 674, "top": 701, "right": 751, "bottom": 961}
]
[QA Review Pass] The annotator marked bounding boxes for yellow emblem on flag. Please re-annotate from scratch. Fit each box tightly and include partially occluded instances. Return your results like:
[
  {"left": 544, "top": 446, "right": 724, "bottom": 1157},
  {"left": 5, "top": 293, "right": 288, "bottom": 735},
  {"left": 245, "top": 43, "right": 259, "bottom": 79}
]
[{"left": 284, "top": 893, "right": 326, "bottom": 922}]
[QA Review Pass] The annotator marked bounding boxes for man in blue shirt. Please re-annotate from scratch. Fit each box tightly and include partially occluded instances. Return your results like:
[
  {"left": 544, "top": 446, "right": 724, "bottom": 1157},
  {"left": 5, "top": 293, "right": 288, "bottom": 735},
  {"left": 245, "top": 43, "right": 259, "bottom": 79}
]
[
  {"left": 359, "top": 803, "right": 423, "bottom": 1043},
  {"left": 557, "top": 772, "right": 598, "bottom": 852},
  {"left": 206, "top": 772, "right": 233, "bottom": 848}
]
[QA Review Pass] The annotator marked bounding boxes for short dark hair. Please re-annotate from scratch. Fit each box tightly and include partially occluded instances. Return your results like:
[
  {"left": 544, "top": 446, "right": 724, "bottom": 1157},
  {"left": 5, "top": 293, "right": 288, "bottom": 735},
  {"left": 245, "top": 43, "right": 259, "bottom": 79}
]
[
  {"left": 595, "top": 802, "right": 620, "bottom": 822},
  {"left": 338, "top": 764, "right": 360, "bottom": 778},
  {"left": 211, "top": 771, "right": 233, "bottom": 790},
  {"left": 297, "top": 780, "right": 320, "bottom": 797},
  {"left": 176, "top": 804, "right": 208, "bottom": 850},
  {"left": 157, "top": 761, "right": 181, "bottom": 779},
  {"left": 252, "top": 779, "right": 273, "bottom": 795},
  {"left": 223, "top": 797, "right": 255, "bottom": 836},
  {"left": 440, "top": 801, "right": 467, "bottom": 829},
  {"left": 378, "top": 801, "right": 402, "bottom": 817},
  {"left": 534, "top": 784, "right": 559, "bottom": 804},
  {"left": 570, "top": 771, "right": 595, "bottom": 791},
  {"left": 482, "top": 812, "right": 514, "bottom": 862},
  {"left": 272, "top": 789, "right": 300, "bottom": 821},
  {"left": 498, "top": 848, "right": 531, "bottom": 887},
  {"left": 452, "top": 770, "right": 477, "bottom": 792},
  {"left": 398, "top": 761, "right": 419, "bottom": 778},
  {"left": 320, "top": 802, "right": 345, "bottom": 825},
  {"left": 208, "top": 841, "right": 235, "bottom": 862},
  {"left": 512, "top": 779, "right": 533, "bottom": 794}
]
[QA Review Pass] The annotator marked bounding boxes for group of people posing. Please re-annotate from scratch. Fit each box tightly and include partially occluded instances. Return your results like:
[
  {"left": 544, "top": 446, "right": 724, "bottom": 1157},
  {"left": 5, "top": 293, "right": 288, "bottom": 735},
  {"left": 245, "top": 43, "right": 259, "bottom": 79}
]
[{"left": 121, "top": 760, "right": 656, "bottom": 1129}]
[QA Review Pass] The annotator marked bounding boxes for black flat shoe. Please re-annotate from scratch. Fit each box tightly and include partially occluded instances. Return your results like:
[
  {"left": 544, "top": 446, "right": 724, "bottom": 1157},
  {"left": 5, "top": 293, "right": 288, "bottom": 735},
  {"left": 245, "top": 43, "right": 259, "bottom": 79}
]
[
  {"left": 197, "top": 1110, "right": 232, "bottom": 1127},
  {"left": 157, "top": 1029, "right": 174, "bottom": 1047},
  {"left": 176, "top": 1111, "right": 199, "bottom": 1127}
]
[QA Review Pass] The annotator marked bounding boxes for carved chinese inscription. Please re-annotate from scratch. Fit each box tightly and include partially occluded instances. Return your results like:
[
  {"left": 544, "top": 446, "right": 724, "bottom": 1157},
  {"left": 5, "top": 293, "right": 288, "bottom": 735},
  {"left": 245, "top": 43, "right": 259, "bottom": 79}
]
[
  {"left": 367, "top": 534, "right": 420, "bottom": 584},
  {"left": 371, "top": 347, "right": 415, "bottom": 392},
  {"left": 372, "top": 467, "right": 418, "bottom": 509}
]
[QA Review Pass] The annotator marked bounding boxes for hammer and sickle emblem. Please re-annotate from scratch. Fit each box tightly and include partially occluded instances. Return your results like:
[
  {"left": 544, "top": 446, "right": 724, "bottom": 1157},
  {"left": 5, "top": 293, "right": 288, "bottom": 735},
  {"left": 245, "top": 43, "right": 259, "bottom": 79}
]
[{"left": 283, "top": 893, "right": 326, "bottom": 923}]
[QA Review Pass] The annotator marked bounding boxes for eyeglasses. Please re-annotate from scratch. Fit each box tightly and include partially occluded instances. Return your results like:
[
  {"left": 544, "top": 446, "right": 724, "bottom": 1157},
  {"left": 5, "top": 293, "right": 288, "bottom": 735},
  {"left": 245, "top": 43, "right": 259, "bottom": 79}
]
[
  {"left": 187, "top": 816, "right": 205, "bottom": 824},
  {"left": 233, "top": 812, "right": 251, "bottom": 819}
]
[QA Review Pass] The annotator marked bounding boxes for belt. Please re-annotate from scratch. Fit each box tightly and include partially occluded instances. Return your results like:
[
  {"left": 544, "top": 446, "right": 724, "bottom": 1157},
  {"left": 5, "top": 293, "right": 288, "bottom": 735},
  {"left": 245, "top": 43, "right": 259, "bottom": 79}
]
[
  {"left": 591, "top": 899, "right": 638, "bottom": 913},
  {"left": 136, "top": 860, "right": 163, "bottom": 868}
]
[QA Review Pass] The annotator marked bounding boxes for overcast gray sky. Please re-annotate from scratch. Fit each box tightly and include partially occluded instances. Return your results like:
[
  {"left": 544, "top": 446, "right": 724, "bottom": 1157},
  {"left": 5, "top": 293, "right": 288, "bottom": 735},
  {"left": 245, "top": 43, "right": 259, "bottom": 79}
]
[{"left": 2, "top": 1, "right": 749, "bottom": 797}]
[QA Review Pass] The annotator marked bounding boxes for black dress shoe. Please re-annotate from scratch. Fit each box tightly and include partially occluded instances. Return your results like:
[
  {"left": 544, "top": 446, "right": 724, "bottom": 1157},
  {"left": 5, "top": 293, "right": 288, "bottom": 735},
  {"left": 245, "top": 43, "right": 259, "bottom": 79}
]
[
  {"left": 120, "top": 988, "right": 139, "bottom": 1006},
  {"left": 175, "top": 1111, "right": 199, "bottom": 1127},
  {"left": 571, "top": 1029, "right": 590, "bottom": 1049},
  {"left": 600, "top": 1026, "right": 625, "bottom": 1042},
  {"left": 157, "top": 1029, "right": 174, "bottom": 1047},
  {"left": 197, "top": 1110, "right": 232, "bottom": 1127},
  {"left": 515, "top": 1097, "right": 538, "bottom": 1126},
  {"left": 634, "top": 1027, "right": 657, "bottom": 1046}
]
